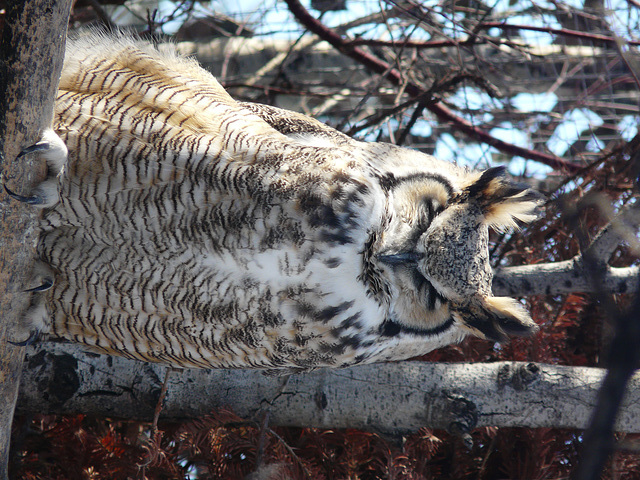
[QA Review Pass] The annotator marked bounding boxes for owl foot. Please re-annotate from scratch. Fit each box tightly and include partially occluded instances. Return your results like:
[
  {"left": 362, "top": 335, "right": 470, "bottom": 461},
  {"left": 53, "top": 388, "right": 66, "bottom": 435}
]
[
  {"left": 3, "top": 129, "right": 67, "bottom": 208},
  {"left": 7, "top": 298, "right": 50, "bottom": 347},
  {"left": 7, "top": 329, "right": 41, "bottom": 347},
  {"left": 6, "top": 264, "right": 54, "bottom": 346}
]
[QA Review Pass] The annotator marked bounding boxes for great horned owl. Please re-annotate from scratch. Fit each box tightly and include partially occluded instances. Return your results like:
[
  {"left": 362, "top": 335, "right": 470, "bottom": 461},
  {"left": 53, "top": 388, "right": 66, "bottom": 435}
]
[{"left": 9, "top": 33, "right": 541, "bottom": 371}]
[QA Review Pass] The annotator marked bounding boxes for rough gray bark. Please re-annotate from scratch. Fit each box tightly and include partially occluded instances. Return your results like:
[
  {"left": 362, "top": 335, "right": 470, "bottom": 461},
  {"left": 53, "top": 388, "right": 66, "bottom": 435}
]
[
  {"left": 0, "top": 1, "right": 71, "bottom": 478},
  {"left": 17, "top": 343, "right": 640, "bottom": 435}
]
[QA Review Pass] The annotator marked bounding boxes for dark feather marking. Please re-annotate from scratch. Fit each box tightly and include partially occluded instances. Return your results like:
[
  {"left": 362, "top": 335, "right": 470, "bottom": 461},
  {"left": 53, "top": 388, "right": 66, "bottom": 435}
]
[
  {"left": 466, "top": 166, "right": 507, "bottom": 199},
  {"left": 340, "top": 334, "right": 364, "bottom": 349},
  {"left": 382, "top": 172, "right": 455, "bottom": 197},
  {"left": 359, "top": 230, "right": 391, "bottom": 305},
  {"left": 318, "top": 301, "right": 355, "bottom": 322},
  {"left": 295, "top": 300, "right": 355, "bottom": 323},
  {"left": 328, "top": 313, "right": 363, "bottom": 338},
  {"left": 379, "top": 315, "right": 455, "bottom": 338},
  {"left": 353, "top": 353, "right": 370, "bottom": 364},
  {"left": 298, "top": 191, "right": 339, "bottom": 227},
  {"left": 407, "top": 268, "right": 446, "bottom": 311},
  {"left": 324, "top": 257, "right": 341, "bottom": 268},
  {"left": 455, "top": 305, "right": 508, "bottom": 343}
]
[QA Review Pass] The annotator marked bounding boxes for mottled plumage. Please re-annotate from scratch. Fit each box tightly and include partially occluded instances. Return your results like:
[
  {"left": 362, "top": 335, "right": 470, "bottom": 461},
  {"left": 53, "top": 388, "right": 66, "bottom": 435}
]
[{"left": 14, "top": 33, "right": 541, "bottom": 371}]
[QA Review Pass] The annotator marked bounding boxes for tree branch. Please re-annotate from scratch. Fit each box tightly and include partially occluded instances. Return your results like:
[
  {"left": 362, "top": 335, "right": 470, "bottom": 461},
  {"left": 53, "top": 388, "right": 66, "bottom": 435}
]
[
  {"left": 493, "top": 261, "right": 639, "bottom": 296},
  {"left": 16, "top": 343, "right": 640, "bottom": 436},
  {"left": 0, "top": 1, "right": 72, "bottom": 478},
  {"left": 585, "top": 200, "right": 640, "bottom": 263},
  {"left": 573, "top": 282, "right": 640, "bottom": 480},
  {"left": 349, "top": 24, "right": 640, "bottom": 49},
  {"left": 495, "top": 198, "right": 640, "bottom": 297}
]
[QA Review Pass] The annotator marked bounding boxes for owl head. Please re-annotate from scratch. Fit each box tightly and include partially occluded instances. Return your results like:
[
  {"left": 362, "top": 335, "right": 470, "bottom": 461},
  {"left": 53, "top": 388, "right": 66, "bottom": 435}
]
[{"left": 374, "top": 165, "right": 542, "bottom": 343}]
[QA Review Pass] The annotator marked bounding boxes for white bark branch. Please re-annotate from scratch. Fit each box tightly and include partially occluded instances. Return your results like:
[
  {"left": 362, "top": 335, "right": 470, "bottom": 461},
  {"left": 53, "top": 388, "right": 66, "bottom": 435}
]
[
  {"left": 493, "top": 260, "right": 639, "bottom": 296},
  {"left": 16, "top": 343, "right": 640, "bottom": 435},
  {"left": 494, "top": 199, "right": 640, "bottom": 297},
  {"left": 176, "top": 38, "right": 638, "bottom": 100},
  {"left": 585, "top": 199, "right": 640, "bottom": 262}
]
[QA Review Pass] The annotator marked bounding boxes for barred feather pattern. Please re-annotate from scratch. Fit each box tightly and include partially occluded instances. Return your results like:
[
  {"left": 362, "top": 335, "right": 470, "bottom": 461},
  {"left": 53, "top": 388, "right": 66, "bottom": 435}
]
[{"left": 32, "top": 33, "right": 541, "bottom": 370}]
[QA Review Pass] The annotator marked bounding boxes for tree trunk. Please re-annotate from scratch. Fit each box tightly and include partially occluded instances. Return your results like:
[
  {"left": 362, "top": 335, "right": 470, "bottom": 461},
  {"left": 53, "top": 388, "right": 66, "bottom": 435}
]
[
  {"left": 0, "top": 1, "right": 71, "bottom": 478},
  {"left": 17, "top": 343, "right": 640, "bottom": 436}
]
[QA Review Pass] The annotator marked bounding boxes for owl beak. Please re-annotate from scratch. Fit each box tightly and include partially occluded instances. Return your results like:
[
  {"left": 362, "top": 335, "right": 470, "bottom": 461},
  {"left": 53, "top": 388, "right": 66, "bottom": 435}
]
[{"left": 376, "top": 252, "right": 424, "bottom": 266}]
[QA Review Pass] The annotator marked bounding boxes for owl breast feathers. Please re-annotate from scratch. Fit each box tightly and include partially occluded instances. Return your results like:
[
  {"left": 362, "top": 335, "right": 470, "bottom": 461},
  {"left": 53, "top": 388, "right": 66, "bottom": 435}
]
[{"left": 24, "top": 32, "right": 542, "bottom": 371}]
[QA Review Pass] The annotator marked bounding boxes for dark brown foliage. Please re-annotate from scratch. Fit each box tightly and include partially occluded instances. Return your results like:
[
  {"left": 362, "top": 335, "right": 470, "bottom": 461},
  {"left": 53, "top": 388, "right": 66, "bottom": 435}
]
[{"left": 15, "top": 414, "right": 640, "bottom": 479}]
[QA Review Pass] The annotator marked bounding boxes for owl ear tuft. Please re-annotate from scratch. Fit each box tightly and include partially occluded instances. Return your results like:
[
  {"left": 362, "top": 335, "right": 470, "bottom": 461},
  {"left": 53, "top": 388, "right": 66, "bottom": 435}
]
[
  {"left": 456, "top": 296, "right": 539, "bottom": 343},
  {"left": 466, "top": 167, "right": 544, "bottom": 232}
]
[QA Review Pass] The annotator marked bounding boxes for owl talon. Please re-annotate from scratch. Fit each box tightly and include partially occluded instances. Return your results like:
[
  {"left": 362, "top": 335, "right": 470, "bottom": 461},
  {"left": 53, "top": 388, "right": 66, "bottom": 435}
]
[
  {"left": 4, "top": 183, "right": 47, "bottom": 205},
  {"left": 25, "top": 278, "right": 54, "bottom": 292},
  {"left": 7, "top": 329, "right": 40, "bottom": 347},
  {"left": 17, "top": 141, "right": 52, "bottom": 159},
  {"left": 2, "top": 129, "right": 67, "bottom": 208},
  {"left": 8, "top": 291, "right": 50, "bottom": 347}
]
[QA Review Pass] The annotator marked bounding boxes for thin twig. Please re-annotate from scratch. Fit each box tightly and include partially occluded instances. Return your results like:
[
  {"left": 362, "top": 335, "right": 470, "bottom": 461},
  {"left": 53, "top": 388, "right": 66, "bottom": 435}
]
[
  {"left": 283, "top": 0, "right": 583, "bottom": 173},
  {"left": 268, "top": 427, "right": 313, "bottom": 479},
  {"left": 152, "top": 367, "right": 173, "bottom": 434},
  {"left": 138, "top": 367, "right": 173, "bottom": 479},
  {"left": 254, "top": 410, "right": 270, "bottom": 472},
  {"left": 84, "top": 0, "right": 117, "bottom": 31},
  {"left": 480, "top": 22, "right": 640, "bottom": 48},
  {"left": 397, "top": 98, "right": 428, "bottom": 146}
]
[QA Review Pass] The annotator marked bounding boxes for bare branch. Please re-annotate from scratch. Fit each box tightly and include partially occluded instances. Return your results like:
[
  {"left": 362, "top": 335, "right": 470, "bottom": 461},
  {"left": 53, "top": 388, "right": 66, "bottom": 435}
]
[
  {"left": 496, "top": 197, "right": 640, "bottom": 297},
  {"left": 494, "top": 261, "right": 639, "bottom": 296},
  {"left": 479, "top": 22, "right": 640, "bottom": 47},
  {"left": 17, "top": 343, "right": 640, "bottom": 435},
  {"left": 585, "top": 200, "right": 640, "bottom": 262},
  {"left": 84, "top": 0, "right": 117, "bottom": 31},
  {"left": 283, "top": 0, "right": 583, "bottom": 173},
  {"left": 349, "top": 24, "right": 640, "bottom": 49}
]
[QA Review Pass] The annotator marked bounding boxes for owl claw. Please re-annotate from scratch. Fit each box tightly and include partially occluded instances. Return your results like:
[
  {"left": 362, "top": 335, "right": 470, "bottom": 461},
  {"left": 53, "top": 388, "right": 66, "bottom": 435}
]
[
  {"left": 4, "top": 183, "right": 47, "bottom": 205},
  {"left": 8, "top": 286, "right": 51, "bottom": 347},
  {"left": 17, "top": 141, "right": 52, "bottom": 159},
  {"left": 25, "top": 278, "right": 54, "bottom": 292},
  {"left": 7, "top": 329, "right": 41, "bottom": 347},
  {"left": 2, "top": 129, "right": 67, "bottom": 208}
]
